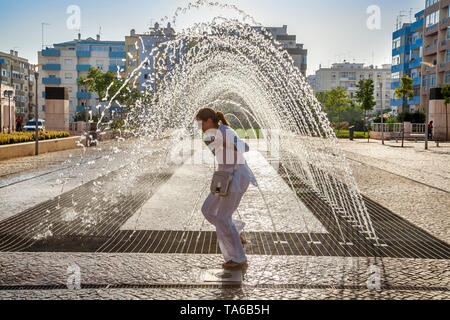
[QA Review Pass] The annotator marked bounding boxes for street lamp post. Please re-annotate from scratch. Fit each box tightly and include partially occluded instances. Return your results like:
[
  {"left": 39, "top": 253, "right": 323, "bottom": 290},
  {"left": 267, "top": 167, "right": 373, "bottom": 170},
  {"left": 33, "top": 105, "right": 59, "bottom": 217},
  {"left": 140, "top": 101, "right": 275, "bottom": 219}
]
[
  {"left": 35, "top": 71, "right": 39, "bottom": 156},
  {"left": 81, "top": 78, "right": 94, "bottom": 147},
  {"left": 379, "top": 78, "right": 385, "bottom": 145},
  {"left": 31, "top": 64, "right": 43, "bottom": 156},
  {"left": 3, "top": 90, "right": 14, "bottom": 134}
]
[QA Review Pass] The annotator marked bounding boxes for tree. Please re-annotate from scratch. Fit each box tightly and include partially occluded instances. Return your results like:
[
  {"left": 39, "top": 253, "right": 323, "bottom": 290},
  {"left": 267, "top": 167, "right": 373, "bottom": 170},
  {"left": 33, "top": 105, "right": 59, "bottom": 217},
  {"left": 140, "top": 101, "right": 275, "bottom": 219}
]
[
  {"left": 355, "top": 79, "right": 376, "bottom": 142},
  {"left": 78, "top": 67, "right": 141, "bottom": 120},
  {"left": 395, "top": 76, "right": 414, "bottom": 114},
  {"left": 394, "top": 76, "right": 414, "bottom": 147},
  {"left": 441, "top": 84, "right": 450, "bottom": 142},
  {"left": 317, "top": 87, "right": 350, "bottom": 135}
]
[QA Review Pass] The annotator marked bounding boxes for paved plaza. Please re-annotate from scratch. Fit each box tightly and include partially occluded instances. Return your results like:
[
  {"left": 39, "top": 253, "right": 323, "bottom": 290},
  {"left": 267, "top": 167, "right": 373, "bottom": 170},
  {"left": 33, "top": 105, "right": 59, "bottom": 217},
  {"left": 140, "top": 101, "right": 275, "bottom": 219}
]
[{"left": 0, "top": 139, "right": 448, "bottom": 300}]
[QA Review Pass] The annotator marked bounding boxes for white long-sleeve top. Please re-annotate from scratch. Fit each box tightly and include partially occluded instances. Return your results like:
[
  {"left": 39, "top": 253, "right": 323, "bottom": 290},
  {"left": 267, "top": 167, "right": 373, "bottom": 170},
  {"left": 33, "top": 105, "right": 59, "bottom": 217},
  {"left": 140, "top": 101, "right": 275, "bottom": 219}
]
[{"left": 205, "top": 124, "right": 258, "bottom": 193}]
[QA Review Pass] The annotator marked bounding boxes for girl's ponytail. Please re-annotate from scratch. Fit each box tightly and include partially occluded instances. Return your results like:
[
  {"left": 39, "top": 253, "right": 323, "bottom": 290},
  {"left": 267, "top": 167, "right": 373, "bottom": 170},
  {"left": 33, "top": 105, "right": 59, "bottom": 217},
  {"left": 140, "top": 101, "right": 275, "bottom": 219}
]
[{"left": 216, "top": 111, "right": 231, "bottom": 127}]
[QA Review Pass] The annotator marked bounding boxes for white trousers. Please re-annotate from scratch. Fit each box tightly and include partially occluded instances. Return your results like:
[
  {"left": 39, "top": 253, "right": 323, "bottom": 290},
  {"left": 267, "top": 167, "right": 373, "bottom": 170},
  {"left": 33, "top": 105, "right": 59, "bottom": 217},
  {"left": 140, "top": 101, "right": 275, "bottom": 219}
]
[{"left": 201, "top": 185, "right": 249, "bottom": 263}]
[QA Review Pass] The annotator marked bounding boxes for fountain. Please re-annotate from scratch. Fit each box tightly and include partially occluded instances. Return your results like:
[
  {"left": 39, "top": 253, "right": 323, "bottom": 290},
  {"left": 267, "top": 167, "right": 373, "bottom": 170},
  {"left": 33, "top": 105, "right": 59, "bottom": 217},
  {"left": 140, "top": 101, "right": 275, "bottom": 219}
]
[{"left": 0, "top": 0, "right": 384, "bottom": 254}]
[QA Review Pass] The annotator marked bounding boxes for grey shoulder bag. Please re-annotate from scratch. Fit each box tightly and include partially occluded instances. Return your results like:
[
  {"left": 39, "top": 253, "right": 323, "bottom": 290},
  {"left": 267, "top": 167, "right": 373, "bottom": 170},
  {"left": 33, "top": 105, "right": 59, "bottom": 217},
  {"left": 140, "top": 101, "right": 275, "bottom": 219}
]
[{"left": 210, "top": 168, "right": 236, "bottom": 197}]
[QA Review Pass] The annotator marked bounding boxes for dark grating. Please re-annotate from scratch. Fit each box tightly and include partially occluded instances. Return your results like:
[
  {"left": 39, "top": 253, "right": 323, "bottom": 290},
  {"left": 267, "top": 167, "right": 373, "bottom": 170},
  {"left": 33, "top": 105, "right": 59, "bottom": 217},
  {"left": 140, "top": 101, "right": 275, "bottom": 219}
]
[{"left": 0, "top": 158, "right": 449, "bottom": 260}]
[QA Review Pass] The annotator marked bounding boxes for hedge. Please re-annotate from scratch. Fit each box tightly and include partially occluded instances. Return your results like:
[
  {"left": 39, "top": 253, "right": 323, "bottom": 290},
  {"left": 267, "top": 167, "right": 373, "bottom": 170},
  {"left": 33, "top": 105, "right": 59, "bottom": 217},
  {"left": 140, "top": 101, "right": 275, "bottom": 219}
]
[
  {"left": 334, "top": 130, "right": 370, "bottom": 139},
  {"left": 0, "top": 131, "right": 70, "bottom": 146}
]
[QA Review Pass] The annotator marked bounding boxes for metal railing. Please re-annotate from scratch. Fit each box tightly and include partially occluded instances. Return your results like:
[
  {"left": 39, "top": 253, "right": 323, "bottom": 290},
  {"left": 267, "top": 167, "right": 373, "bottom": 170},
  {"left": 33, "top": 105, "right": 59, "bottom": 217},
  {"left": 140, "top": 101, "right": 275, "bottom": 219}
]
[
  {"left": 372, "top": 123, "right": 426, "bottom": 134},
  {"left": 412, "top": 123, "right": 426, "bottom": 134},
  {"left": 372, "top": 123, "right": 403, "bottom": 133}
]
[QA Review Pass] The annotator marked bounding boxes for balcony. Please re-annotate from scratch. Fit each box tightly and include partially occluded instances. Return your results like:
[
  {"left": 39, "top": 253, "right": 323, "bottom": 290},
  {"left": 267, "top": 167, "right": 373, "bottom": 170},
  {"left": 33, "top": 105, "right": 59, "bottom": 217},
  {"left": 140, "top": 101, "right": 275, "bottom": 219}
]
[
  {"left": 76, "top": 105, "right": 92, "bottom": 112},
  {"left": 76, "top": 92, "right": 92, "bottom": 99},
  {"left": 390, "top": 96, "right": 420, "bottom": 107},
  {"left": 42, "top": 77, "right": 61, "bottom": 85},
  {"left": 392, "top": 45, "right": 407, "bottom": 57},
  {"left": 410, "top": 38, "right": 423, "bottom": 50},
  {"left": 439, "top": 39, "right": 450, "bottom": 51},
  {"left": 42, "top": 64, "right": 61, "bottom": 71},
  {"left": 76, "top": 50, "right": 90, "bottom": 58},
  {"left": 425, "top": 23, "right": 439, "bottom": 36},
  {"left": 109, "top": 65, "right": 125, "bottom": 72},
  {"left": 411, "top": 18, "right": 423, "bottom": 31},
  {"left": 76, "top": 64, "right": 91, "bottom": 72},
  {"left": 109, "top": 51, "right": 126, "bottom": 58},
  {"left": 42, "top": 49, "right": 61, "bottom": 57},
  {"left": 440, "top": 17, "right": 450, "bottom": 30},
  {"left": 438, "top": 61, "right": 450, "bottom": 73},
  {"left": 423, "top": 44, "right": 437, "bottom": 56},
  {"left": 391, "top": 64, "right": 406, "bottom": 73},
  {"left": 409, "top": 57, "right": 422, "bottom": 69}
]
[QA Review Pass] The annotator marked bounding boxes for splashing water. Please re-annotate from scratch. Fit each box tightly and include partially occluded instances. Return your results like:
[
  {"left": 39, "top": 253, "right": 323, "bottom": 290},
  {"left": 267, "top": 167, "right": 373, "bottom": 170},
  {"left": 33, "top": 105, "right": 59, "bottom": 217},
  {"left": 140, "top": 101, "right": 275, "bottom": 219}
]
[
  {"left": 92, "top": 0, "right": 381, "bottom": 246},
  {"left": 3, "top": 1, "right": 382, "bottom": 251}
]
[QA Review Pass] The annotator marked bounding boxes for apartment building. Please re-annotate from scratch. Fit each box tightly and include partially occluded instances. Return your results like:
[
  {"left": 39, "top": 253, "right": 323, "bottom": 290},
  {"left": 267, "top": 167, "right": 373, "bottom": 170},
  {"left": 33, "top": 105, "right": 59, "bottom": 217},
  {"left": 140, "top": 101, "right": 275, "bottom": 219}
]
[
  {"left": 391, "top": 10, "right": 424, "bottom": 114},
  {"left": 421, "top": 0, "right": 450, "bottom": 108},
  {"left": 314, "top": 62, "right": 392, "bottom": 113},
  {"left": 37, "top": 34, "right": 125, "bottom": 121},
  {"left": 0, "top": 50, "right": 38, "bottom": 122},
  {"left": 125, "top": 23, "right": 176, "bottom": 91},
  {"left": 254, "top": 25, "right": 308, "bottom": 76}
]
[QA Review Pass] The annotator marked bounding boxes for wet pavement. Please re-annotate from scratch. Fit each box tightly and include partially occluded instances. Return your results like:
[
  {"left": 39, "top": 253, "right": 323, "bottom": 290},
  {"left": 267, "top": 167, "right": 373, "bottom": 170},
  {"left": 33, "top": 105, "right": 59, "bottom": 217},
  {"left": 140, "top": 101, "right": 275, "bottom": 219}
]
[{"left": 0, "top": 139, "right": 449, "bottom": 300}]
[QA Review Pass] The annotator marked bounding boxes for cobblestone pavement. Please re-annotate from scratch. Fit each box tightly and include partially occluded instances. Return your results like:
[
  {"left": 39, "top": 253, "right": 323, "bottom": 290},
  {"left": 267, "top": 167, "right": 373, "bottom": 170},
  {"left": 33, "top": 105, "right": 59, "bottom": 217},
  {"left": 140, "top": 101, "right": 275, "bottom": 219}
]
[
  {"left": 340, "top": 140, "right": 449, "bottom": 243},
  {"left": 0, "top": 138, "right": 448, "bottom": 300},
  {"left": 0, "top": 253, "right": 448, "bottom": 300}
]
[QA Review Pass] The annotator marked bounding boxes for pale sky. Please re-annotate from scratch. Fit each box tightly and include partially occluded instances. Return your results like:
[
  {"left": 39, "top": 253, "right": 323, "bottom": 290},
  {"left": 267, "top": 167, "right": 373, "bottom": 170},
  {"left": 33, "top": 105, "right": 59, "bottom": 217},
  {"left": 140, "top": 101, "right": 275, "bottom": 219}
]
[{"left": 0, "top": 0, "right": 425, "bottom": 75}]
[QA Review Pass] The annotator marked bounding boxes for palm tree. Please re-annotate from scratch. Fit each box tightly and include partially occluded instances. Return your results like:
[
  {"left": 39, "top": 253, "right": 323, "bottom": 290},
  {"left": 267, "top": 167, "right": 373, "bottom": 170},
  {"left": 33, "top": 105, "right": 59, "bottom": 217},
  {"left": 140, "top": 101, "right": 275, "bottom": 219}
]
[{"left": 394, "top": 76, "right": 414, "bottom": 147}]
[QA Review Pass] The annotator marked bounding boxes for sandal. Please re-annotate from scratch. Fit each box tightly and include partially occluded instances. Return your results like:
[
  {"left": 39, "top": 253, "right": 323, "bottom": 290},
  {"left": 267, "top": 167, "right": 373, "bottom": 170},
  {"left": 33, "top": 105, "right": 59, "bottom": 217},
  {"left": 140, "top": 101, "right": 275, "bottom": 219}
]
[{"left": 240, "top": 235, "right": 247, "bottom": 245}]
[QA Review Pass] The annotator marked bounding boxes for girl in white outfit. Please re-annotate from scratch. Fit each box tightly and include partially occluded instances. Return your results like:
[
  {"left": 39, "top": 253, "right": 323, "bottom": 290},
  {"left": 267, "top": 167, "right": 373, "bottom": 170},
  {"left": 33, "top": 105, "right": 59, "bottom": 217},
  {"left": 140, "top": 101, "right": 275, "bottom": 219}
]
[{"left": 196, "top": 108, "right": 258, "bottom": 270}]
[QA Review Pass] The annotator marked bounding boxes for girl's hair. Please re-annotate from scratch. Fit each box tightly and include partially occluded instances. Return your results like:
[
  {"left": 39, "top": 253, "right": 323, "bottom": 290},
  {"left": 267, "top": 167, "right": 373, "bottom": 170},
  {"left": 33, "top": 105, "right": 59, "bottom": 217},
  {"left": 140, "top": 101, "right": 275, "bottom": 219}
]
[{"left": 196, "top": 108, "right": 231, "bottom": 127}]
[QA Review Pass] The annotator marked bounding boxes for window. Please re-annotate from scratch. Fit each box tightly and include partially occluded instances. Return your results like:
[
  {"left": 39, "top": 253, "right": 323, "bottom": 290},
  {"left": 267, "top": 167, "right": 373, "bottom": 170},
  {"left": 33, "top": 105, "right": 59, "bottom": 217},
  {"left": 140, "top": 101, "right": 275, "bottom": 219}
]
[
  {"left": 393, "top": 55, "right": 401, "bottom": 66},
  {"left": 445, "top": 71, "right": 450, "bottom": 84},
  {"left": 392, "top": 72, "right": 400, "bottom": 80},
  {"left": 426, "top": 10, "right": 439, "bottom": 27},
  {"left": 446, "top": 50, "right": 450, "bottom": 62},
  {"left": 65, "top": 73, "right": 73, "bottom": 80},
  {"left": 64, "top": 59, "right": 73, "bottom": 65},
  {"left": 423, "top": 75, "right": 428, "bottom": 88},
  {"left": 430, "top": 73, "right": 436, "bottom": 87},
  {"left": 92, "top": 46, "right": 108, "bottom": 51},
  {"left": 110, "top": 46, "right": 124, "bottom": 52},
  {"left": 425, "top": 0, "right": 439, "bottom": 8},
  {"left": 393, "top": 37, "right": 401, "bottom": 50}
]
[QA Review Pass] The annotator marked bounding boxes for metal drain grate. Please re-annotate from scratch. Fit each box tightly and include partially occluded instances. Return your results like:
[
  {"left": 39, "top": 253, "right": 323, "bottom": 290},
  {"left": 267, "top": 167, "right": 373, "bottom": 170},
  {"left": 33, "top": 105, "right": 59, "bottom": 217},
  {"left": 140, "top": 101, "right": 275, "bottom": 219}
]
[{"left": 0, "top": 158, "right": 449, "bottom": 260}]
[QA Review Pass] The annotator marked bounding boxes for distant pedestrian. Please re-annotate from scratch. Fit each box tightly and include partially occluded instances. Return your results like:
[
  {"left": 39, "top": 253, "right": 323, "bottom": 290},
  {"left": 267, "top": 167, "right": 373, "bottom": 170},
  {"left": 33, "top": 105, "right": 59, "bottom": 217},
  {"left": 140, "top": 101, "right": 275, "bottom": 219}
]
[
  {"left": 16, "top": 117, "right": 23, "bottom": 132},
  {"left": 428, "top": 121, "right": 434, "bottom": 140}
]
